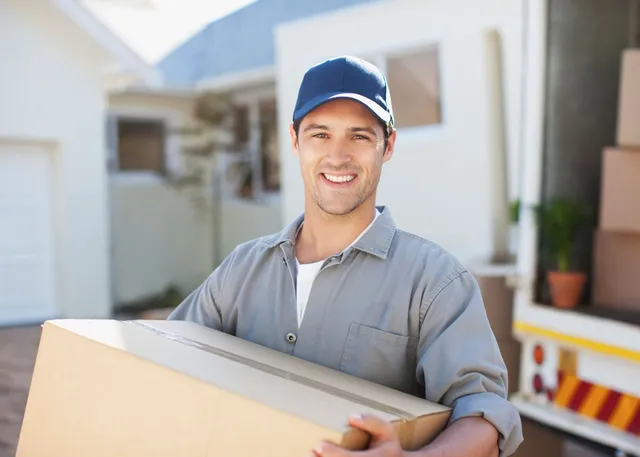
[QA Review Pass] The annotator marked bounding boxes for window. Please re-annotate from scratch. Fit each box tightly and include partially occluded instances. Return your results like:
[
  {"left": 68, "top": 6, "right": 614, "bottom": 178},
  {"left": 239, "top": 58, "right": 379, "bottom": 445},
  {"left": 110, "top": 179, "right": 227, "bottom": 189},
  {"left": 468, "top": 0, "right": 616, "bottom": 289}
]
[
  {"left": 386, "top": 45, "right": 443, "bottom": 129},
  {"left": 116, "top": 119, "right": 166, "bottom": 173},
  {"left": 221, "top": 97, "right": 280, "bottom": 199},
  {"left": 232, "top": 105, "right": 250, "bottom": 151},
  {"left": 259, "top": 99, "right": 280, "bottom": 191}
]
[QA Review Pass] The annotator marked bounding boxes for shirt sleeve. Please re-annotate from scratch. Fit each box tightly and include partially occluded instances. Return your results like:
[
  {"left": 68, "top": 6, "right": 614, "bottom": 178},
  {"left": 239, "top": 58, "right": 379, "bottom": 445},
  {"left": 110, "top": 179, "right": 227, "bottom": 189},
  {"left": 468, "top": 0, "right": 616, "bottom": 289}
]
[
  {"left": 416, "top": 270, "right": 523, "bottom": 456},
  {"left": 166, "top": 248, "right": 238, "bottom": 330}
]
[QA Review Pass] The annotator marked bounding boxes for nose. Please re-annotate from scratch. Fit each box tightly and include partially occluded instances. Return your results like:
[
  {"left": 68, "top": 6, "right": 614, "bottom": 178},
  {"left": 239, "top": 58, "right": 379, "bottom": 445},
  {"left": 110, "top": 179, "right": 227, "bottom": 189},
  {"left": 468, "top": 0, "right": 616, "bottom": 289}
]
[{"left": 324, "top": 138, "right": 352, "bottom": 168}]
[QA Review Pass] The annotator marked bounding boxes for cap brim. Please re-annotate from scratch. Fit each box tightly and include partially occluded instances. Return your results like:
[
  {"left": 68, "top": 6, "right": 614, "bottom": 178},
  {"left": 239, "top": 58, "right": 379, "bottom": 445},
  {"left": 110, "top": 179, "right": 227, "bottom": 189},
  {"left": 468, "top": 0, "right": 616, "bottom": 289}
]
[{"left": 293, "top": 92, "right": 391, "bottom": 124}]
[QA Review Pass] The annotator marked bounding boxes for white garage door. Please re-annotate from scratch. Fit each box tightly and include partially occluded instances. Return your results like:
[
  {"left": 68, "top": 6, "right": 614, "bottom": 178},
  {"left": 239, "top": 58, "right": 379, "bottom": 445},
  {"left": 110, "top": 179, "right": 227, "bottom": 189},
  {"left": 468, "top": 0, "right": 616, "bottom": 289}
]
[{"left": 0, "top": 143, "right": 57, "bottom": 326}]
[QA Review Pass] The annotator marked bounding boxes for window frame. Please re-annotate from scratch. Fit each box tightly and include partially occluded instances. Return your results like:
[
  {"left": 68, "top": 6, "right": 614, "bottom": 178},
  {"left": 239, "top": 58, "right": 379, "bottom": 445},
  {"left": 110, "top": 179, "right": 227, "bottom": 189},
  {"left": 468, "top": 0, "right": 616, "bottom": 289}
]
[
  {"left": 367, "top": 41, "right": 449, "bottom": 140},
  {"left": 106, "top": 107, "right": 182, "bottom": 184}
]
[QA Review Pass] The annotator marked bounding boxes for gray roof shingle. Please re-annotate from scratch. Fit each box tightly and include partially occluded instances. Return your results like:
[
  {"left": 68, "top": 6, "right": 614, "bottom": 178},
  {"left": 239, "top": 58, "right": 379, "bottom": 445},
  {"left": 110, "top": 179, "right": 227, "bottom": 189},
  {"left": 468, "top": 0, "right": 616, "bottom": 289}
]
[{"left": 157, "top": 0, "right": 385, "bottom": 87}]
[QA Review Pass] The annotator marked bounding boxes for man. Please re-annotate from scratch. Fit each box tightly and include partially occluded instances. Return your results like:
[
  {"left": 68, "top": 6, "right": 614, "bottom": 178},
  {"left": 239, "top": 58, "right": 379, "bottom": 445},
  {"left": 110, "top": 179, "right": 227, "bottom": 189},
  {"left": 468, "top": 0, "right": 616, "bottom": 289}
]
[{"left": 169, "top": 56, "right": 523, "bottom": 457}]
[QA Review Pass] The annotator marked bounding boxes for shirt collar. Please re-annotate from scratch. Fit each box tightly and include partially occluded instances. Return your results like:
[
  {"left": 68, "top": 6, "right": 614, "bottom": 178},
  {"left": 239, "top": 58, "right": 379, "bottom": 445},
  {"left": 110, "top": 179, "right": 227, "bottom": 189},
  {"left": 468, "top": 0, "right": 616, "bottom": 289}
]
[{"left": 263, "top": 205, "right": 397, "bottom": 260}]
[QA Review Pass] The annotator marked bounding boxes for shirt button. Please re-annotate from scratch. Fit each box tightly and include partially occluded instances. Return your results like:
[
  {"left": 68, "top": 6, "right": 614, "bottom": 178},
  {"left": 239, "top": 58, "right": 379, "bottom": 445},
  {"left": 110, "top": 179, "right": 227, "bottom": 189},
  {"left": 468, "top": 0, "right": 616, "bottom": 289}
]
[{"left": 286, "top": 332, "right": 297, "bottom": 343}]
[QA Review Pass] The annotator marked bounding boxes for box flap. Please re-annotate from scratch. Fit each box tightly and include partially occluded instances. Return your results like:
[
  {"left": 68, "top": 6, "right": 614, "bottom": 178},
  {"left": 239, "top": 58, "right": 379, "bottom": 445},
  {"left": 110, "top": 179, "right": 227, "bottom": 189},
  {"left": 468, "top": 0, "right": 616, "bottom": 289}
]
[{"left": 45, "top": 319, "right": 450, "bottom": 435}]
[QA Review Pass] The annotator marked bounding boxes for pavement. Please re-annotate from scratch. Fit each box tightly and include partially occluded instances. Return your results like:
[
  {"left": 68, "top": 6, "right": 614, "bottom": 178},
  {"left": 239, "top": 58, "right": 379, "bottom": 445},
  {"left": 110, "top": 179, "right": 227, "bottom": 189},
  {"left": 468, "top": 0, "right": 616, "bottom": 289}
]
[
  {"left": 0, "top": 325, "right": 41, "bottom": 457},
  {"left": 0, "top": 320, "right": 609, "bottom": 457}
]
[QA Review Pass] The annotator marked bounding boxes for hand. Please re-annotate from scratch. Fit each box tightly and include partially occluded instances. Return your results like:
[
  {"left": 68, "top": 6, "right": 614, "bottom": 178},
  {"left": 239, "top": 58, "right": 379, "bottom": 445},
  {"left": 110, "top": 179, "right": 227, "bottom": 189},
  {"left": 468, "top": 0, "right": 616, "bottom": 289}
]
[{"left": 310, "top": 414, "right": 407, "bottom": 457}]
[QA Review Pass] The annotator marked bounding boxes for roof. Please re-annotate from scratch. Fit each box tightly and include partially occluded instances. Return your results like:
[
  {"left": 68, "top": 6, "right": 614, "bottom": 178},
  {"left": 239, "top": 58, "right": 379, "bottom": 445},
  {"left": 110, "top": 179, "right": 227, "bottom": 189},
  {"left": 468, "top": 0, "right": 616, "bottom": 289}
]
[
  {"left": 50, "top": 0, "right": 161, "bottom": 86},
  {"left": 157, "top": 0, "right": 386, "bottom": 87}
]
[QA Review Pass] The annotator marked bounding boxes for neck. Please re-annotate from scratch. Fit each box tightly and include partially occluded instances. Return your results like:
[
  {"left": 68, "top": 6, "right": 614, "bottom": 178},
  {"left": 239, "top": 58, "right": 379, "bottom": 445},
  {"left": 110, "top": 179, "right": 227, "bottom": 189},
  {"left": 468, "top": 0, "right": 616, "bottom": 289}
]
[{"left": 295, "top": 200, "right": 377, "bottom": 264}]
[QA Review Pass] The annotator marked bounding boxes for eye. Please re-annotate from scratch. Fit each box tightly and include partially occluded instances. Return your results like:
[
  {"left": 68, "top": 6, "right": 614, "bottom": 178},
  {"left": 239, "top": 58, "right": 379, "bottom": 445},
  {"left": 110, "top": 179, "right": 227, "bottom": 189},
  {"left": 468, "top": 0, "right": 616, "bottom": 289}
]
[
  {"left": 353, "top": 134, "right": 370, "bottom": 141},
  {"left": 312, "top": 133, "right": 329, "bottom": 139}
]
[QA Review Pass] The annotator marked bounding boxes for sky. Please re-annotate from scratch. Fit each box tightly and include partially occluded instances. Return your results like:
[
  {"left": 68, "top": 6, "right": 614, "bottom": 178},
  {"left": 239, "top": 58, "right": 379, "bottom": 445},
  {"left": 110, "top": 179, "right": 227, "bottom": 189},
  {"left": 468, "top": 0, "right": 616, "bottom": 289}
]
[{"left": 82, "top": 0, "right": 258, "bottom": 64}]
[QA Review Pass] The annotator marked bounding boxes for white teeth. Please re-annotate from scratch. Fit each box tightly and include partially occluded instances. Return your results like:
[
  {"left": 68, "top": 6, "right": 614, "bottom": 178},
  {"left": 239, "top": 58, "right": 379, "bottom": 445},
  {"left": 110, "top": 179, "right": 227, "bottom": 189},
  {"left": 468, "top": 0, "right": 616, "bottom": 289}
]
[{"left": 323, "top": 173, "right": 355, "bottom": 183}]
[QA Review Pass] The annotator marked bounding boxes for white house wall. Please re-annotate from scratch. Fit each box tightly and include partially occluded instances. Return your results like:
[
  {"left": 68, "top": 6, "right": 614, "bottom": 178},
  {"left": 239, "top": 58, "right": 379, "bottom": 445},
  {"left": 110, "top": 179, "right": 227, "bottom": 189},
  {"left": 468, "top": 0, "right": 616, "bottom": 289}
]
[
  {"left": 275, "top": 0, "right": 525, "bottom": 265},
  {"left": 107, "top": 92, "right": 283, "bottom": 306},
  {"left": 219, "top": 196, "right": 283, "bottom": 263},
  {"left": 107, "top": 92, "right": 214, "bottom": 305},
  {"left": 0, "top": 0, "right": 112, "bottom": 319}
]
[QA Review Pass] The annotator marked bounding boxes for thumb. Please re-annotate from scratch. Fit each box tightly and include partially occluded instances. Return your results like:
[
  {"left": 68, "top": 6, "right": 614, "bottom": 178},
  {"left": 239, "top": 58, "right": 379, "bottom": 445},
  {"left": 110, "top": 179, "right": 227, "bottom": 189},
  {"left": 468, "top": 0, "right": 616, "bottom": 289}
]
[{"left": 348, "top": 413, "right": 397, "bottom": 441}]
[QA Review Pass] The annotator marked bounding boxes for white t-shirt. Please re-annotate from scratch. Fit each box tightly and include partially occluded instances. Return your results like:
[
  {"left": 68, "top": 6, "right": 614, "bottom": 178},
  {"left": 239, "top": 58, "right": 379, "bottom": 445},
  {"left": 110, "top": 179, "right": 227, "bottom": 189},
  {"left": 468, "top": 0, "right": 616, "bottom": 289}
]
[{"left": 295, "top": 210, "right": 381, "bottom": 326}]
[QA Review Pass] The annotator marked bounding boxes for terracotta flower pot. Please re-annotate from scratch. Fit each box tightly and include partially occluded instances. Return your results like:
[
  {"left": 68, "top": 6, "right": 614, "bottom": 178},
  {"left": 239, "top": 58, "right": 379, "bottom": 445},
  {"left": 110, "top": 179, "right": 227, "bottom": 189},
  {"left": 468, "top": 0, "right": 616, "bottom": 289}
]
[{"left": 547, "top": 271, "right": 587, "bottom": 309}]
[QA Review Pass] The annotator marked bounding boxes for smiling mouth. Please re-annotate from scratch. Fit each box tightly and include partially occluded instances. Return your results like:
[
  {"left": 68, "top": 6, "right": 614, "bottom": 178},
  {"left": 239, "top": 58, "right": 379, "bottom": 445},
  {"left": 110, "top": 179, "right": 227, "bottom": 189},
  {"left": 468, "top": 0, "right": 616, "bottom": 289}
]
[{"left": 322, "top": 173, "right": 356, "bottom": 184}]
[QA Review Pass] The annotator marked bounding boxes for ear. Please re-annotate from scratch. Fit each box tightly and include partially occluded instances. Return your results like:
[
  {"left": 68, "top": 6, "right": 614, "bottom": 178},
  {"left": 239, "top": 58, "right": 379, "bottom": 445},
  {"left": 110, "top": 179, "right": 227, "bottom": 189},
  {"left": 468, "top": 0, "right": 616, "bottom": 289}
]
[
  {"left": 289, "top": 123, "right": 300, "bottom": 157},
  {"left": 382, "top": 128, "right": 397, "bottom": 164}
]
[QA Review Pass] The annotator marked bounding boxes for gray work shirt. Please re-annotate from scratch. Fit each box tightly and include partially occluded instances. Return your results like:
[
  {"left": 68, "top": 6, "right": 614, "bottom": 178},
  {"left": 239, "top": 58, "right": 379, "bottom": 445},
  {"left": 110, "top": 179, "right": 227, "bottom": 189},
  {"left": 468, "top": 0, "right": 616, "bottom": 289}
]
[{"left": 168, "top": 206, "right": 523, "bottom": 456}]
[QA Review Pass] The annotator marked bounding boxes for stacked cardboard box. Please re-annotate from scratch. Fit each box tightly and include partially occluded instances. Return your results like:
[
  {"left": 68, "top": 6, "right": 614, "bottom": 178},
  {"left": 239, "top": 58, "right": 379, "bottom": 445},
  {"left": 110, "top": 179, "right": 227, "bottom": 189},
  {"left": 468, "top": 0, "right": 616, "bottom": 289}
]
[
  {"left": 16, "top": 319, "right": 451, "bottom": 457},
  {"left": 617, "top": 48, "right": 640, "bottom": 148},
  {"left": 592, "top": 49, "right": 640, "bottom": 311}
]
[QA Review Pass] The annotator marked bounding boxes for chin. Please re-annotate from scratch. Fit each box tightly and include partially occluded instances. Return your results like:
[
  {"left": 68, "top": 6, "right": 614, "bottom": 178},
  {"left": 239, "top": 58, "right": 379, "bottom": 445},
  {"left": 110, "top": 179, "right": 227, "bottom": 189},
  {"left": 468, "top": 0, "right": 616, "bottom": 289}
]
[
  {"left": 316, "top": 200, "right": 361, "bottom": 216},
  {"left": 322, "top": 208, "right": 354, "bottom": 216}
]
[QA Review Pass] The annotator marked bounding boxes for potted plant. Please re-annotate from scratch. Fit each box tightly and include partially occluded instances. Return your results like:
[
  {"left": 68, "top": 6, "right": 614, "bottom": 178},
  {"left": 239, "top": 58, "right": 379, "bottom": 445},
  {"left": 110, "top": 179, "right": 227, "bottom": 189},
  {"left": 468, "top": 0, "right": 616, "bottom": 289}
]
[
  {"left": 509, "top": 199, "right": 521, "bottom": 259},
  {"left": 533, "top": 197, "right": 592, "bottom": 309}
]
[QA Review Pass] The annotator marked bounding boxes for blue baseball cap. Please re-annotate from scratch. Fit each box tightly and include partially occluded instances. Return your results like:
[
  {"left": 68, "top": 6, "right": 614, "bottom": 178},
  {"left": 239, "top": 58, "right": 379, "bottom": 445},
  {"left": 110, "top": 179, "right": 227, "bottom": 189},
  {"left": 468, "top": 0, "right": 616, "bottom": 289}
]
[{"left": 292, "top": 56, "right": 394, "bottom": 126}]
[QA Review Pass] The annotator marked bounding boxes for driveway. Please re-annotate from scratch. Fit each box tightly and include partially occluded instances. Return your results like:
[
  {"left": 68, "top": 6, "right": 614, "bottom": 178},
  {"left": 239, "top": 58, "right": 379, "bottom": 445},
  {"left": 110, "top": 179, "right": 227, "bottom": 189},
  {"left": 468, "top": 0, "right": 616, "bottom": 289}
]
[{"left": 0, "top": 325, "right": 41, "bottom": 457}]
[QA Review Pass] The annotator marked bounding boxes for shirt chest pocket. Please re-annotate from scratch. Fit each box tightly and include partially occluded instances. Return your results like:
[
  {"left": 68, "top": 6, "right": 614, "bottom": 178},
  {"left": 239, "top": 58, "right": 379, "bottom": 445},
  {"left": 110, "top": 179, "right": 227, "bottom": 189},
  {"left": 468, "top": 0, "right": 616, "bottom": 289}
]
[{"left": 339, "top": 322, "right": 419, "bottom": 394}]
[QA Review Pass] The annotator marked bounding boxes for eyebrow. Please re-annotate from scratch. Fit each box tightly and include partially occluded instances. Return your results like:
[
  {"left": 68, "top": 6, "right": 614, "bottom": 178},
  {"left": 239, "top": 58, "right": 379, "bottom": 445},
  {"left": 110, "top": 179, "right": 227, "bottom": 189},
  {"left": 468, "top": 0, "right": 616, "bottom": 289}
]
[
  {"left": 349, "top": 126, "right": 378, "bottom": 137},
  {"left": 303, "top": 123, "right": 378, "bottom": 137},
  {"left": 302, "top": 123, "right": 330, "bottom": 132}
]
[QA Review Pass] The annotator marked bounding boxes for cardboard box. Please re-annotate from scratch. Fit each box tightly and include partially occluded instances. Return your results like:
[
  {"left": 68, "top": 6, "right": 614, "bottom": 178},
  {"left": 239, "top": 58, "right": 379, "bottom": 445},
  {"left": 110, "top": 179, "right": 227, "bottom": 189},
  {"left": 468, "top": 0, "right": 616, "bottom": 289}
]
[
  {"left": 476, "top": 274, "right": 514, "bottom": 341},
  {"left": 17, "top": 319, "right": 451, "bottom": 457},
  {"left": 599, "top": 147, "right": 640, "bottom": 233},
  {"left": 474, "top": 274, "right": 521, "bottom": 395},
  {"left": 592, "top": 230, "right": 640, "bottom": 311},
  {"left": 617, "top": 49, "right": 640, "bottom": 148},
  {"left": 498, "top": 340, "right": 521, "bottom": 396}
]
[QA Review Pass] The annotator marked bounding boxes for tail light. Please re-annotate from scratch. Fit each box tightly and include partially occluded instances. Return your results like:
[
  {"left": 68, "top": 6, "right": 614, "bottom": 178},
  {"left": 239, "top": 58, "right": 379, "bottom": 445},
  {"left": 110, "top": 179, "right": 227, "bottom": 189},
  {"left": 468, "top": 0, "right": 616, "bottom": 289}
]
[
  {"left": 533, "top": 344, "right": 544, "bottom": 365},
  {"left": 533, "top": 374, "right": 544, "bottom": 394}
]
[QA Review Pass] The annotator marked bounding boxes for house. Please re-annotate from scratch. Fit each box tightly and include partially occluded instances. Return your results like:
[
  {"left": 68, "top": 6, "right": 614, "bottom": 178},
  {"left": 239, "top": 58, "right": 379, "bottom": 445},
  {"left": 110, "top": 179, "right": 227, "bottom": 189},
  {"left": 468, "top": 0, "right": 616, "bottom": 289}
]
[
  {"left": 0, "top": 0, "right": 522, "bottom": 326},
  {"left": 275, "top": 0, "right": 525, "bottom": 268},
  {"left": 0, "top": 0, "right": 159, "bottom": 326},
  {"left": 106, "top": 0, "right": 388, "bottom": 309}
]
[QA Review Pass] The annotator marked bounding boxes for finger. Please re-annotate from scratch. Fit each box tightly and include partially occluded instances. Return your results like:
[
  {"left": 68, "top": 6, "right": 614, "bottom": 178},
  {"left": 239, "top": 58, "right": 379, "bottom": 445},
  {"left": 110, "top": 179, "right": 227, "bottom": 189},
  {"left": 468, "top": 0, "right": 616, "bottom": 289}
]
[
  {"left": 312, "top": 440, "right": 354, "bottom": 457},
  {"left": 348, "top": 413, "right": 397, "bottom": 441},
  {"left": 314, "top": 440, "right": 399, "bottom": 457}
]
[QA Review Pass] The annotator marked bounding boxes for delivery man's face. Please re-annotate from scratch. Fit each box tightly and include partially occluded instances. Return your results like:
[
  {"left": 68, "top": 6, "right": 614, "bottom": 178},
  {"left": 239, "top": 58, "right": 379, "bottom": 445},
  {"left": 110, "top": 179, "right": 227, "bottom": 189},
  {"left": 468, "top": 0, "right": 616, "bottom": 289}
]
[{"left": 290, "top": 98, "right": 395, "bottom": 216}]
